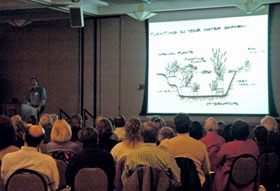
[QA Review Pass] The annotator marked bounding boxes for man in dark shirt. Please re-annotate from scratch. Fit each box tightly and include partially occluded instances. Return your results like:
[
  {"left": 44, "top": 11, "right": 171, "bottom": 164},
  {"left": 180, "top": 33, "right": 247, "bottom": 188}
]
[
  {"left": 66, "top": 127, "right": 115, "bottom": 191},
  {"left": 26, "top": 77, "right": 47, "bottom": 115}
]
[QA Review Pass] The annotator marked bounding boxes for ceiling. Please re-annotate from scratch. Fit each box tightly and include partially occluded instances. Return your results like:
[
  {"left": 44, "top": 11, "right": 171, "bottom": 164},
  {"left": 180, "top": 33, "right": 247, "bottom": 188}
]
[{"left": 0, "top": 0, "right": 280, "bottom": 23}]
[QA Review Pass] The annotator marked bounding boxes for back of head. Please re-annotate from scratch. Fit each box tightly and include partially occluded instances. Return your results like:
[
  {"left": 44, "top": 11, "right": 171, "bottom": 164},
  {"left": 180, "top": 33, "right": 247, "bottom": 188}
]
[
  {"left": 10, "top": 115, "right": 22, "bottom": 126},
  {"left": 204, "top": 117, "right": 217, "bottom": 132},
  {"left": 114, "top": 115, "right": 126, "bottom": 128},
  {"left": 27, "top": 115, "right": 37, "bottom": 125},
  {"left": 190, "top": 121, "right": 203, "bottom": 140},
  {"left": 139, "top": 121, "right": 159, "bottom": 143},
  {"left": 222, "top": 124, "right": 234, "bottom": 142},
  {"left": 24, "top": 125, "right": 45, "bottom": 147},
  {"left": 158, "top": 127, "right": 175, "bottom": 142},
  {"left": 231, "top": 119, "right": 249, "bottom": 141},
  {"left": 51, "top": 119, "right": 72, "bottom": 143},
  {"left": 96, "top": 118, "right": 113, "bottom": 137},
  {"left": 50, "top": 114, "right": 58, "bottom": 126},
  {"left": 261, "top": 116, "right": 277, "bottom": 132},
  {"left": 70, "top": 113, "right": 83, "bottom": 129},
  {"left": 253, "top": 125, "right": 268, "bottom": 143},
  {"left": 217, "top": 120, "right": 226, "bottom": 131},
  {"left": 78, "top": 127, "right": 99, "bottom": 148},
  {"left": 0, "top": 115, "right": 16, "bottom": 150},
  {"left": 174, "top": 113, "right": 191, "bottom": 134},
  {"left": 124, "top": 117, "right": 141, "bottom": 143},
  {"left": 39, "top": 114, "right": 52, "bottom": 127},
  {"left": 150, "top": 116, "right": 166, "bottom": 129}
]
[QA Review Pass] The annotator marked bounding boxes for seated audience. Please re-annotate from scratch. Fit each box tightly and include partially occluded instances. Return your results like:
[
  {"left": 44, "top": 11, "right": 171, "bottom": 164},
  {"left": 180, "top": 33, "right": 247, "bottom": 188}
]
[
  {"left": 0, "top": 115, "right": 20, "bottom": 161},
  {"left": 39, "top": 114, "right": 53, "bottom": 143},
  {"left": 111, "top": 118, "right": 142, "bottom": 163},
  {"left": 200, "top": 117, "right": 225, "bottom": 171},
  {"left": 12, "top": 120, "right": 27, "bottom": 148},
  {"left": 70, "top": 113, "right": 83, "bottom": 142},
  {"left": 216, "top": 120, "right": 226, "bottom": 136},
  {"left": 253, "top": 125, "right": 275, "bottom": 153},
  {"left": 1, "top": 125, "right": 59, "bottom": 191},
  {"left": 221, "top": 124, "right": 234, "bottom": 142},
  {"left": 261, "top": 115, "right": 280, "bottom": 152},
  {"left": 121, "top": 121, "right": 180, "bottom": 186},
  {"left": 157, "top": 127, "right": 176, "bottom": 144},
  {"left": 96, "top": 118, "right": 118, "bottom": 152},
  {"left": 190, "top": 121, "right": 204, "bottom": 140},
  {"left": 214, "top": 119, "right": 260, "bottom": 191},
  {"left": 150, "top": 115, "right": 166, "bottom": 129},
  {"left": 66, "top": 127, "right": 115, "bottom": 191},
  {"left": 159, "top": 113, "right": 210, "bottom": 187},
  {"left": 47, "top": 120, "right": 81, "bottom": 160},
  {"left": 113, "top": 115, "right": 126, "bottom": 141}
]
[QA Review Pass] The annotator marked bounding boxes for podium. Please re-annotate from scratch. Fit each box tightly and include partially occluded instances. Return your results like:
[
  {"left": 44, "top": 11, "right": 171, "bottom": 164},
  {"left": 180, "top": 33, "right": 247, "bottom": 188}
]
[{"left": 3, "top": 103, "right": 38, "bottom": 121}]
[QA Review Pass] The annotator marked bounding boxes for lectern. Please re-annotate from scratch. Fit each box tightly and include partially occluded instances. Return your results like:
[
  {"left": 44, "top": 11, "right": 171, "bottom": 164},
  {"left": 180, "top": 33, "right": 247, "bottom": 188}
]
[{"left": 3, "top": 103, "right": 37, "bottom": 121}]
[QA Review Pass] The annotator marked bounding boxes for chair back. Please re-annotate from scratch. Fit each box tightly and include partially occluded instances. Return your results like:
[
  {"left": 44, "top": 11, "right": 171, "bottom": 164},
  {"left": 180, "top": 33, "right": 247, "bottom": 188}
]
[
  {"left": 175, "top": 157, "right": 201, "bottom": 191},
  {"left": 39, "top": 144, "right": 48, "bottom": 154},
  {"left": 5, "top": 169, "right": 48, "bottom": 191},
  {"left": 56, "top": 159, "right": 68, "bottom": 189},
  {"left": 227, "top": 154, "right": 258, "bottom": 190},
  {"left": 259, "top": 151, "right": 279, "bottom": 178},
  {"left": 0, "top": 167, "right": 5, "bottom": 191},
  {"left": 74, "top": 168, "right": 108, "bottom": 191},
  {"left": 258, "top": 151, "right": 279, "bottom": 189},
  {"left": 114, "top": 157, "right": 126, "bottom": 191},
  {"left": 123, "top": 165, "right": 174, "bottom": 191}
]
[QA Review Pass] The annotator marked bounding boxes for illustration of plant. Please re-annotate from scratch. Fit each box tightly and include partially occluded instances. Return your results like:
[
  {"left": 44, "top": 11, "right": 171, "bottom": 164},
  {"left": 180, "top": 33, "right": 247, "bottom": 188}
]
[
  {"left": 210, "top": 48, "right": 227, "bottom": 80},
  {"left": 165, "top": 60, "right": 180, "bottom": 77},
  {"left": 209, "top": 80, "right": 218, "bottom": 91},
  {"left": 237, "top": 59, "right": 251, "bottom": 72},
  {"left": 181, "top": 70, "right": 193, "bottom": 87},
  {"left": 192, "top": 82, "right": 200, "bottom": 92}
]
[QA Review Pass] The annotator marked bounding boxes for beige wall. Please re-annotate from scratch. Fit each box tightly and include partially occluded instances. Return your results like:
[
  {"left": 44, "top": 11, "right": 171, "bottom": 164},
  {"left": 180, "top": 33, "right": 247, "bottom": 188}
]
[{"left": 0, "top": 5, "right": 280, "bottom": 125}]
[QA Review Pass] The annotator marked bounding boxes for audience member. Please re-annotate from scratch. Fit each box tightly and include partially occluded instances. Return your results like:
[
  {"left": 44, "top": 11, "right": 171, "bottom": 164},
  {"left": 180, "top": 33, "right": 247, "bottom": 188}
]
[
  {"left": 26, "top": 115, "right": 37, "bottom": 125},
  {"left": 159, "top": 113, "right": 210, "bottom": 187},
  {"left": 113, "top": 115, "right": 126, "bottom": 141},
  {"left": 50, "top": 113, "right": 58, "bottom": 126},
  {"left": 190, "top": 121, "right": 204, "bottom": 140},
  {"left": 66, "top": 127, "right": 115, "bottom": 191},
  {"left": 150, "top": 115, "right": 166, "bottom": 129},
  {"left": 1, "top": 125, "right": 59, "bottom": 191},
  {"left": 12, "top": 120, "right": 27, "bottom": 148},
  {"left": 70, "top": 113, "right": 83, "bottom": 142},
  {"left": 111, "top": 118, "right": 142, "bottom": 163},
  {"left": 0, "top": 115, "right": 20, "bottom": 161},
  {"left": 221, "top": 124, "right": 234, "bottom": 142},
  {"left": 200, "top": 117, "right": 225, "bottom": 171},
  {"left": 47, "top": 120, "right": 81, "bottom": 159},
  {"left": 214, "top": 119, "right": 260, "bottom": 191},
  {"left": 96, "top": 118, "right": 118, "bottom": 152},
  {"left": 253, "top": 125, "right": 275, "bottom": 153},
  {"left": 157, "top": 126, "right": 176, "bottom": 144},
  {"left": 10, "top": 114, "right": 22, "bottom": 126},
  {"left": 261, "top": 115, "right": 280, "bottom": 152},
  {"left": 216, "top": 120, "right": 226, "bottom": 136},
  {"left": 121, "top": 121, "right": 180, "bottom": 186},
  {"left": 39, "top": 114, "right": 53, "bottom": 143}
]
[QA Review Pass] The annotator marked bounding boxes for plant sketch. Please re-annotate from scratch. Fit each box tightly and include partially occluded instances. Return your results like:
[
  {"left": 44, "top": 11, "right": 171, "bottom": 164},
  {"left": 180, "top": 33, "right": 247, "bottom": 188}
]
[
  {"left": 165, "top": 60, "right": 180, "bottom": 77},
  {"left": 210, "top": 48, "right": 227, "bottom": 80}
]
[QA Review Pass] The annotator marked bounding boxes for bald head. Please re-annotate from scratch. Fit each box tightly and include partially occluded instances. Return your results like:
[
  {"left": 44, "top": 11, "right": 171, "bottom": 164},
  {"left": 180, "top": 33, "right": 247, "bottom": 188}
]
[
  {"left": 204, "top": 117, "right": 217, "bottom": 132},
  {"left": 24, "top": 125, "right": 45, "bottom": 147}
]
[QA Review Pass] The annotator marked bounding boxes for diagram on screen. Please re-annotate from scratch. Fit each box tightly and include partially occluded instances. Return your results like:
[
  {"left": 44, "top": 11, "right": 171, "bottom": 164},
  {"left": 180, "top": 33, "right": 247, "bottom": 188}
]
[{"left": 156, "top": 48, "right": 251, "bottom": 98}]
